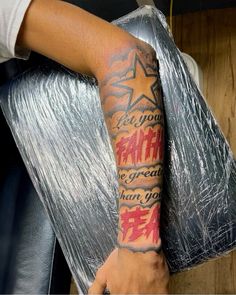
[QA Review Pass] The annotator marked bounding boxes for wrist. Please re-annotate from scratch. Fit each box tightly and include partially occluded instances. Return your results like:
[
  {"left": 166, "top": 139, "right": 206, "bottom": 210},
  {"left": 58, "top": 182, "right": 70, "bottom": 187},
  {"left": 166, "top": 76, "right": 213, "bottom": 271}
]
[
  {"left": 117, "top": 247, "right": 163, "bottom": 267},
  {"left": 117, "top": 248, "right": 169, "bottom": 293},
  {"left": 118, "top": 246, "right": 162, "bottom": 262}
]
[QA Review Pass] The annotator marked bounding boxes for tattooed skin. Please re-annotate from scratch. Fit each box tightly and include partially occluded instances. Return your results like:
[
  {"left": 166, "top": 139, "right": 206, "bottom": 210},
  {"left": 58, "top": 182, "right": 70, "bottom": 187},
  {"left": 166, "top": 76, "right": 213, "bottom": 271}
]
[{"left": 100, "top": 44, "right": 164, "bottom": 252}]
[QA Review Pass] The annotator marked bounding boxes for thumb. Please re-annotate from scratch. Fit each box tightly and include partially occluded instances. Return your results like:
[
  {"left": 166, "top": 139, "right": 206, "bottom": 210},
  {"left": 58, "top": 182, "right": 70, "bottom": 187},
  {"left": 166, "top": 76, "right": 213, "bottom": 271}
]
[
  {"left": 88, "top": 268, "right": 107, "bottom": 294},
  {"left": 89, "top": 249, "right": 117, "bottom": 294},
  {"left": 88, "top": 280, "right": 106, "bottom": 294}
]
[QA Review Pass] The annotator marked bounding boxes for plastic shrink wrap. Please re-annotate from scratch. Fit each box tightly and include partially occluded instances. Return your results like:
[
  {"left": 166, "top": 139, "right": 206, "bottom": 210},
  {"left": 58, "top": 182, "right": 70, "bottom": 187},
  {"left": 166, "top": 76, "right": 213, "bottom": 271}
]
[{"left": 1, "top": 6, "right": 236, "bottom": 293}]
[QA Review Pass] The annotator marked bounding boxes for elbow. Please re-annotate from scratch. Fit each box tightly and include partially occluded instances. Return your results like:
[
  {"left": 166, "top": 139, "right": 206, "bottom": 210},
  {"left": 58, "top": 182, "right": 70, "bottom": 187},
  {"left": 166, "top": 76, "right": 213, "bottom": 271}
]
[{"left": 95, "top": 36, "right": 157, "bottom": 83}]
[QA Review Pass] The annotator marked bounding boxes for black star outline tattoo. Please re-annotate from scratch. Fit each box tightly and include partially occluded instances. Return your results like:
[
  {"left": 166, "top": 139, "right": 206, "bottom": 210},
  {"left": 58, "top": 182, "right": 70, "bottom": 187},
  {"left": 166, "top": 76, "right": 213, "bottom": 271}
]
[{"left": 112, "top": 54, "right": 159, "bottom": 111}]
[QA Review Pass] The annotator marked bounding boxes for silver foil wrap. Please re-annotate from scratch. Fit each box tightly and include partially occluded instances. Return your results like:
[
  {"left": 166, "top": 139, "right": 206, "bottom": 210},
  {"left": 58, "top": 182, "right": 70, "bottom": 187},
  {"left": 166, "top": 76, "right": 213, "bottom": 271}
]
[{"left": 1, "top": 6, "right": 236, "bottom": 293}]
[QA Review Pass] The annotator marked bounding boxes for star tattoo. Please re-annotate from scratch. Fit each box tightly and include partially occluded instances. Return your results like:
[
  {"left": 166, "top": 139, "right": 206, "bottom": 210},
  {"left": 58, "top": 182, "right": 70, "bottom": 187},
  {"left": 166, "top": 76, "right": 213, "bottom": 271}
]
[{"left": 113, "top": 54, "right": 159, "bottom": 111}]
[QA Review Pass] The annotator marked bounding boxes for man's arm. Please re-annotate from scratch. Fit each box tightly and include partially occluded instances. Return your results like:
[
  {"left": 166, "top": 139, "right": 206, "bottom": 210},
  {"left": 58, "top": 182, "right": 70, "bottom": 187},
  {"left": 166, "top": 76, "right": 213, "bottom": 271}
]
[{"left": 18, "top": 0, "right": 169, "bottom": 293}]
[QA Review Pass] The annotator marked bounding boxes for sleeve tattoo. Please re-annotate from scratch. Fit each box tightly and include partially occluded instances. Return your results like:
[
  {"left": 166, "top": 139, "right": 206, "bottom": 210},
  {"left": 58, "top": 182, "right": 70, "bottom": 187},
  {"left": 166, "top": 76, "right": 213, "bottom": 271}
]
[{"left": 99, "top": 44, "right": 164, "bottom": 252}]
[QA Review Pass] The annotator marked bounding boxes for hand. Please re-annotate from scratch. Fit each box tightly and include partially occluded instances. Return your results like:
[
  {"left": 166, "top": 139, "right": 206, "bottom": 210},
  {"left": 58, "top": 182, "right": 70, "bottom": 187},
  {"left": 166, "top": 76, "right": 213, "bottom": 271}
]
[{"left": 89, "top": 248, "right": 169, "bottom": 294}]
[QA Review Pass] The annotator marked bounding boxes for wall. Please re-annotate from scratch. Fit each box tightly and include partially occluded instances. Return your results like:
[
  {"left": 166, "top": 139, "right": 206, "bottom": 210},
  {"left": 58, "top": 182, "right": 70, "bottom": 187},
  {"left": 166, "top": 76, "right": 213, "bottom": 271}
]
[{"left": 169, "top": 7, "right": 236, "bottom": 294}]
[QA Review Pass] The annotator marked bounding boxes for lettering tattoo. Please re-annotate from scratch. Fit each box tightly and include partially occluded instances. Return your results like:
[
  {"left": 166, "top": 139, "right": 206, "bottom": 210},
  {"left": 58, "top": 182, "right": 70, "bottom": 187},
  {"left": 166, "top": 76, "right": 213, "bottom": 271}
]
[
  {"left": 113, "top": 110, "right": 163, "bottom": 131},
  {"left": 116, "top": 127, "right": 164, "bottom": 166},
  {"left": 119, "top": 205, "right": 160, "bottom": 246},
  {"left": 118, "top": 165, "right": 163, "bottom": 187},
  {"left": 119, "top": 188, "right": 161, "bottom": 207},
  {"left": 100, "top": 44, "right": 164, "bottom": 252}
]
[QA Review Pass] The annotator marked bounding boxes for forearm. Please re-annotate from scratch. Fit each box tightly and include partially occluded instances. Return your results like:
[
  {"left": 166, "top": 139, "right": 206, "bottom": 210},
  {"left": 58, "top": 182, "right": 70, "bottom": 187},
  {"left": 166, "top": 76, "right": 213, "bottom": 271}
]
[
  {"left": 99, "top": 43, "right": 164, "bottom": 252},
  {"left": 17, "top": 0, "right": 136, "bottom": 79},
  {"left": 93, "top": 43, "right": 168, "bottom": 293}
]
